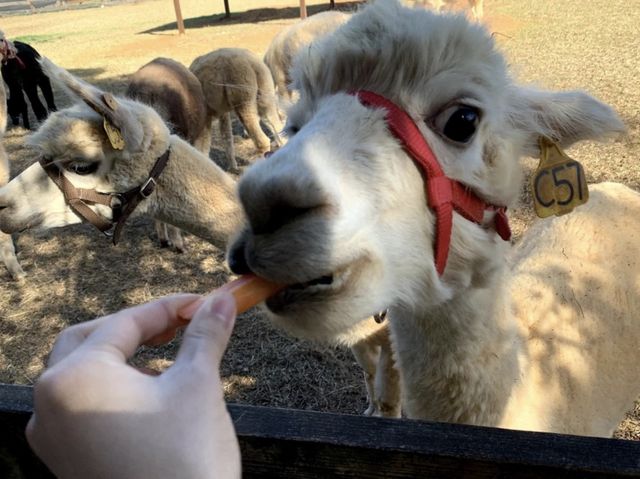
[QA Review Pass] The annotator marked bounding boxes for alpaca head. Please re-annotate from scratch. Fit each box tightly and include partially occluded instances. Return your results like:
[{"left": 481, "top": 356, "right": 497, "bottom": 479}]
[
  {"left": 0, "top": 59, "right": 172, "bottom": 234},
  {"left": 0, "top": 31, "right": 17, "bottom": 63},
  {"left": 227, "top": 0, "right": 624, "bottom": 342}
]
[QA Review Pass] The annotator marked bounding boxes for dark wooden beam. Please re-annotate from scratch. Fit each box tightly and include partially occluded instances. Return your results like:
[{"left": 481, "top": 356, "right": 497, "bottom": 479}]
[{"left": 3, "top": 383, "right": 640, "bottom": 478}]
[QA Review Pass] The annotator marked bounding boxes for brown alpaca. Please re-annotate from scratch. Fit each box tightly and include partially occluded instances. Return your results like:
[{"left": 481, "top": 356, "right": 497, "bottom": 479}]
[
  {"left": 126, "top": 57, "right": 209, "bottom": 253},
  {"left": 0, "top": 60, "right": 401, "bottom": 418},
  {"left": 190, "top": 48, "right": 283, "bottom": 171}
]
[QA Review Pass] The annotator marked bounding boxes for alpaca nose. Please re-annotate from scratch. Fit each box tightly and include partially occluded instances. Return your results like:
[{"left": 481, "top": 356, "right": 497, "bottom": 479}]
[
  {"left": 228, "top": 240, "right": 252, "bottom": 275},
  {"left": 238, "top": 170, "right": 328, "bottom": 237},
  {"left": 251, "top": 203, "right": 314, "bottom": 236}
]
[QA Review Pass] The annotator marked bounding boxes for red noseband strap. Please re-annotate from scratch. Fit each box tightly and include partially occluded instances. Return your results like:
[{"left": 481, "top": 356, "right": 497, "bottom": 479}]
[{"left": 353, "top": 90, "right": 511, "bottom": 276}]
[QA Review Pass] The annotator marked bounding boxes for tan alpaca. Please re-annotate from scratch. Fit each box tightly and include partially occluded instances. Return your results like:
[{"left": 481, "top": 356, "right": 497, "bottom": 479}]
[
  {"left": 413, "top": 0, "right": 483, "bottom": 20},
  {"left": 226, "top": 0, "right": 640, "bottom": 437},
  {"left": 264, "top": 11, "right": 350, "bottom": 104},
  {"left": 0, "top": 59, "right": 400, "bottom": 418},
  {"left": 190, "top": 48, "right": 283, "bottom": 171},
  {"left": 127, "top": 57, "right": 209, "bottom": 253},
  {"left": 0, "top": 79, "right": 25, "bottom": 280}
]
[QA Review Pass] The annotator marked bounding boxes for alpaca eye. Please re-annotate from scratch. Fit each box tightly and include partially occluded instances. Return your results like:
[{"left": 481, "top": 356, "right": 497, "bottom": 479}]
[
  {"left": 65, "top": 161, "right": 99, "bottom": 175},
  {"left": 434, "top": 105, "right": 480, "bottom": 144}
]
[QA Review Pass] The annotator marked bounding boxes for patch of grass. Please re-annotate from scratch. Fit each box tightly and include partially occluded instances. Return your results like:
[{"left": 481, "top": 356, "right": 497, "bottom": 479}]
[{"left": 14, "top": 33, "right": 67, "bottom": 44}]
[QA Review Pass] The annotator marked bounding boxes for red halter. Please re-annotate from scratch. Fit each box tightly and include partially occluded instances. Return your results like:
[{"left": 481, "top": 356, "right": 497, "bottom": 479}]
[{"left": 353, "top": 90, "right": 511, "bottom": 276}]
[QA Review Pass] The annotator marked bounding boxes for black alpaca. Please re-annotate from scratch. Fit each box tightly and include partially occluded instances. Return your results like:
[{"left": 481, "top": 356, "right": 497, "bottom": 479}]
[{"left": 1, "top": 41, "right": 57, "bottom": 129}]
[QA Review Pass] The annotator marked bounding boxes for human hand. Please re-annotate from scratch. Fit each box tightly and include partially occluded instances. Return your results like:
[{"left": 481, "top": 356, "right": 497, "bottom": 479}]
[{"left": 26, "top": 292, "right": 241, "bottom": 479}]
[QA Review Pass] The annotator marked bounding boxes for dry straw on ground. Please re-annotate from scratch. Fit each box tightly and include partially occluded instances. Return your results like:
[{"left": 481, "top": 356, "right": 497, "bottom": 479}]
[{"left": 0, "top": 0, "right": 639, "bottom": 438}]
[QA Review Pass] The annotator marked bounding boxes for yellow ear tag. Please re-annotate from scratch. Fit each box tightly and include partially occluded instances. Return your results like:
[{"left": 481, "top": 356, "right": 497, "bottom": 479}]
[
  {"left": 103, "top": 118, "right": 125, "bottom": 150},
  {"left": 531, "top": 137, "right": 589, "bottom": 218}
]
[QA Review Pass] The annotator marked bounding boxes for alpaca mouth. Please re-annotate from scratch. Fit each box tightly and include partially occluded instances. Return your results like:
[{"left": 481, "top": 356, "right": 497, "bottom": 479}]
[
  {"left": 290, "top": 274, "right": 335, "bottom": 289},
  {"left": 264, "top": 264, "right": 357, "bottom": 314}
]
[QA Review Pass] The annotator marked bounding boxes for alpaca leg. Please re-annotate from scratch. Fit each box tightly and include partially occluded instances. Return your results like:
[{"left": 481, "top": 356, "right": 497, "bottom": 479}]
[
  {"left": 7, "top": 95, "right": 20, "bottom": 126},
  {"left": 235, "top": 103, "right": 271, "bottom": 158},
  {"left": 374, "top": 328, "right": 402, "bottom": 418},
  {"left": 8, "top": 85, "right": 29, "bottom": 129},
  {"left": 37, "top": 75, "right": 57, "bottom": 112},
  {"left": 351, "top": 334, "right": 381, "bottom": 416},
  {"left": 166, "top": 225, "right": 185, "bottom": 254},
  {"left": 219, "top": 112, "right": 237, "bottom": 171},
  {"left": 0, "top": 232, "right": 25, "bottom": 280},
  {"left": 155, "top": 221, "right": 170, "bottom": 248},
  {"left": 19, "top": 97, "right": 30, "bottom": 129},
  {"left": 262, "top": 105, "right": 284, "bottom": 148},
  {"left": 22, "top": 79, "right": 47, "bottom": 122},
  {"left": 193, "top": 115, "right": 214, "bottom": 159}
]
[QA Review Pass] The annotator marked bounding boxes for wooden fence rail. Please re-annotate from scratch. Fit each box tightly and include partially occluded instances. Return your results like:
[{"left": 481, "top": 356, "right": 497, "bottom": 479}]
[{"left": 2, "top": 383, "right": 640, "bottom": 478}]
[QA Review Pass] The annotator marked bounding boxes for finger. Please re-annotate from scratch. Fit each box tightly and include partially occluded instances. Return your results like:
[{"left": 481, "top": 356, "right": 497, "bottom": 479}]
[
  {"left": 173, "top": 291, "right": 236, "bottom": 370},
  {"left": 135, "top": 366, "right": 161, "bottom": 376},
  {"left": 47, "top": 314, "right": 119, "bottom": 367},
  {"left": 49, "top": 294, "right": 200, "bottom": 367},
  {"left": 144, "top": 321, "right": 187, "bottom": 347},
  {"left": 25, "top": 415, "right": 36, "bottom": 450},
  {"left": 176, "top": 296, "right": 205, "bottom": 320}
]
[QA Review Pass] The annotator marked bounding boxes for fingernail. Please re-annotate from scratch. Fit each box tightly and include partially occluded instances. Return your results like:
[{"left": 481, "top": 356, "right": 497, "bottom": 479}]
[{"left": 206, "top": 291, "right": 236, "bottom": 326}]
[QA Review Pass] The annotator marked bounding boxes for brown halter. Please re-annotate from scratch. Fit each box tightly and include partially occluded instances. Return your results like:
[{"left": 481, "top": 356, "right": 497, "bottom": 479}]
[{"left": 39, "top": 148, "right": 171, "bottom": 245}]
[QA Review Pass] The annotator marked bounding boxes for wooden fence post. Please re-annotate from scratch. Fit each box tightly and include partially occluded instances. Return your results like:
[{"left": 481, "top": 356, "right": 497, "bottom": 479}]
[{"left": 173, "top": 0, "right": 185, "bottom": 34}]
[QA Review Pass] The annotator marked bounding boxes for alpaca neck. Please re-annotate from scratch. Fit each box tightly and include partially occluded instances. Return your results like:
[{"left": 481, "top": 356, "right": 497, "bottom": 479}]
[
  {"left": 151, "top": 138, "right": 240, "bottom": 249},
  {"left": 391, "top": 264, "right": 523, "bottom": 426}
]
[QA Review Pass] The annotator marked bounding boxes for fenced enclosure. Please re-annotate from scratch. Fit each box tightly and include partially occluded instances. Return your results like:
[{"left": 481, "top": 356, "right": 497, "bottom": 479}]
[
  {"left": 3, "top": 383, "right": 640, "bottom": 478},
  {"left": 1, "top": 0, "right": 640, "bottom": 476}
]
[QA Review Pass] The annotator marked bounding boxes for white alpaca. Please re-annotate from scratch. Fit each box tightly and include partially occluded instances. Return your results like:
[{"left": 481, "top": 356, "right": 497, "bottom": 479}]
[
  {"left": 0, "top": 60, "right": 400, "bottom": 418},
  {"left": 263, "top": 11, "right": 350, "bottom": 104},
  {"left": 413, "top": 0, "right": 483, "bottom": 20},
  {"left": 190, "top": 48, "right": 283, "bottom": 171},
  {"left": 0, "top": 78, "right": 25, "bottom": 280},
  {"left": 126, "top": 57, "right": 210, "bottom": 253},
  {"left": 226, "top": 0, "right": 637, "bottom": 437}
]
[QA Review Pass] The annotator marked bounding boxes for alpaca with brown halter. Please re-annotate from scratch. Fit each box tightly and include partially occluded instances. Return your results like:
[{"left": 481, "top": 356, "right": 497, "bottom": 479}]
[{"left": 0, "top": 58, "right": 401, "bottom": 418}]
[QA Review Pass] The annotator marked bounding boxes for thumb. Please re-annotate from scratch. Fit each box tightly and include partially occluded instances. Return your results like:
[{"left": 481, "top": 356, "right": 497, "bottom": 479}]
[{"left": 175, "top": 291, "right": 237, "bottom": 369}]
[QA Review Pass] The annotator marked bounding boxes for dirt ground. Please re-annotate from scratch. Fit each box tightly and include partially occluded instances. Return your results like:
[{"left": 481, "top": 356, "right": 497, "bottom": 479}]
[{"left": 1, "top": 0, "right": 639, "bottom": 438}]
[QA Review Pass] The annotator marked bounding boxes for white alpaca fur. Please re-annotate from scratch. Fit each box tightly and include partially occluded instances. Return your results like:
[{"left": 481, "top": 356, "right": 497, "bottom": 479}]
[
  {"left": 413, "top": 0, "right": 483, "bottom": 21},
  {"left": 190, "top": 48, "right": 283, "bottom": 171},
  {"left": 263, "top": 11, "right": 350, "bottom": 104},
  {"left": 0, "top": 60, "right": 400, "bottom": 418},
  {"left": 227, "top": 0, "right": 635, "bottom": 437},
  {"left": 0, "top": 78, "right": 25, "bottom": 280}
]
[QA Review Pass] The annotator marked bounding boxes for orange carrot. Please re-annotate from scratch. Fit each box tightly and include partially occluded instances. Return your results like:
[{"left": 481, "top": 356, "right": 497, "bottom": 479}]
[
  {"left": 218, "top": 274, "right": 284, "bottom": 314},
  {"left": 177, "top": 274, "right": 284, "bottom": 320}
]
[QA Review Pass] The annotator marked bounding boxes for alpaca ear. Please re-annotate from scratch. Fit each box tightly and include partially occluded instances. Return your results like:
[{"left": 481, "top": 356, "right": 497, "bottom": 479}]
[
  {"left": 507, "top": 86, "right": 625, "bottom": 157},
  {"left": 39, "top": 57, "right": 144, "bottom": 152}
]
